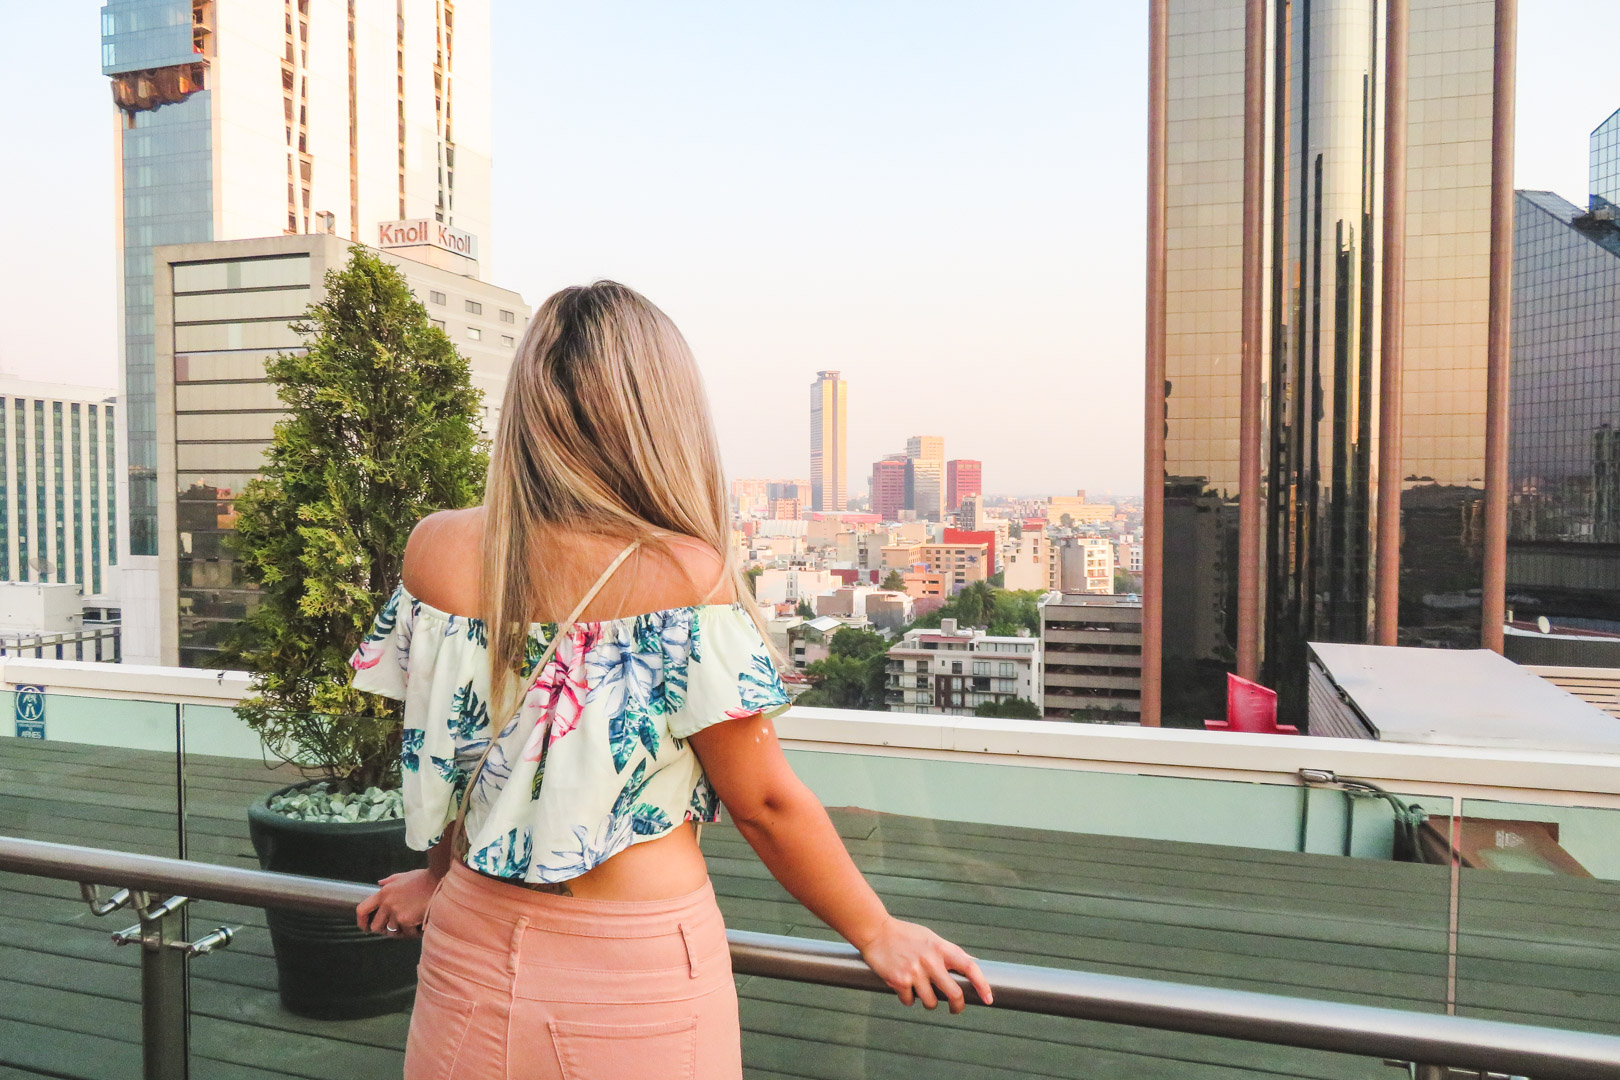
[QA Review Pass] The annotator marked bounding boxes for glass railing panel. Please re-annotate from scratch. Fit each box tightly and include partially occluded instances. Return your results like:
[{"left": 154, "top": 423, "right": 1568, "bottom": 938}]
[
  {"left": 0, "top": 689, "right": 182, "bottom": 1077},
  {"left": 1455, "top": 796, "right": 1620, "bottom": 1038},
  {"left": 734, "top": 975, "right": 1393, "bottom": 1079},
  {"left": 776, "top": 749, "right": 1456, "bottom": 1007},
  {"left": 179, "top": 708, "right": 413, "bottom": 1077}
]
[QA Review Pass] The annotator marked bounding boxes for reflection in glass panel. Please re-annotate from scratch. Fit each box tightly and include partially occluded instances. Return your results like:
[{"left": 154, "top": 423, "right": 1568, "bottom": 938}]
[
  {"left": 1160, "top": 0, "right": 1499, "bottom": 723},
  {"left": 1455, "top": 797, "right": 1620, "bottom": 1036}
]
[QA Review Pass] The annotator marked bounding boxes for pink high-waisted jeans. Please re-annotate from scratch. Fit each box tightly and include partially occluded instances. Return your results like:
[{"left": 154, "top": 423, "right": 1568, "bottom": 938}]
[{"left": 404, "top": 860, "right": 743, "bottom": 1080}]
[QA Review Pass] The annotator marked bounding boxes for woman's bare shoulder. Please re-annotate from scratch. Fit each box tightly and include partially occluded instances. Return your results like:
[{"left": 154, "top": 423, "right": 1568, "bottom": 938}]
[{"left": 401, "top": 507, "right": 485, "bottom": 613}]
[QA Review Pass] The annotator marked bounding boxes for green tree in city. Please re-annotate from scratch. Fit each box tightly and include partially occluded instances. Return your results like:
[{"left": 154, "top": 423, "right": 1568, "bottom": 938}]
[
  {"left": 974, "top": 697, "right": 1043, "bottom": 720},
  {"left": 745, "top": 565, "right": 763, "bottom": 596},
  {"left": 880, "top": 570, "right": 906, "bottom": 591},
  {"left": 796, "top": 626, "right": 891, "bottom": 710},
  {"left": 909, "top": 584, "right": 1043, "bottom": 637},
  {"left": 795, "top": 599, "right": 814, "bottom": 618},
  {"left": 221, "top": 247, "right": 488, "bottom": 789}
]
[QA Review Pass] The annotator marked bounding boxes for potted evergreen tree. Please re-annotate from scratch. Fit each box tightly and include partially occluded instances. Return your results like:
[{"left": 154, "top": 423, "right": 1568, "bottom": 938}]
[{"left": 223, "top": 248, "right": 488, "bottom": 1019}]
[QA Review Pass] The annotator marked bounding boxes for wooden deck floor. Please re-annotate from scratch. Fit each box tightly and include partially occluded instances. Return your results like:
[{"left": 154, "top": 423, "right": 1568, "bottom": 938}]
[{"left": 1, "top": 738, "right": 1616, "bottom": 1079}]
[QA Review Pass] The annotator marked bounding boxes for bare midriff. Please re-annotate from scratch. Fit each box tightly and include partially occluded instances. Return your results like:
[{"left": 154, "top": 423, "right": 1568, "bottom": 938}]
[{"left": 470, "top": 821, "right": 712, "bottom": 901}]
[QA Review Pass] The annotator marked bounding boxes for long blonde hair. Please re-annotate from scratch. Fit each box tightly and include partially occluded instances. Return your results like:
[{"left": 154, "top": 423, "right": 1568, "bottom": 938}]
[{"left": 480, "top": 281, "right": 768, "bottom": 724}]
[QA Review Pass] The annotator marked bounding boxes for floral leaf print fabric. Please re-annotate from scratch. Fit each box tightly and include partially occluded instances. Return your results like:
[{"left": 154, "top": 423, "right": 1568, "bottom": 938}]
[{"left": 349, "top": 590, "right": 794, "bottom": 881}]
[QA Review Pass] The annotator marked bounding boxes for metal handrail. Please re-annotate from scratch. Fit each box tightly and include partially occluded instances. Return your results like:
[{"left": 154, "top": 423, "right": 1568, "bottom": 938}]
[{"left": 5, "top": 835, "right": 1620, "bottom": 1079}]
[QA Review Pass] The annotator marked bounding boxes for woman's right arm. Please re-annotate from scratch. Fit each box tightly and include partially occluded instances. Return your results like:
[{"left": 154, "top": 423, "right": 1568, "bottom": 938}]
[{"left": 690, "top": 713, "right": 993, "bottom": 1013}]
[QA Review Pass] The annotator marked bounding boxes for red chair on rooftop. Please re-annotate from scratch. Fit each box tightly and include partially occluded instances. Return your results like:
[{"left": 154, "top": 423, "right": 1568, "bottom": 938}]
[{"left": 1205, "top": 673, "right": 1298, "bottom": 734}]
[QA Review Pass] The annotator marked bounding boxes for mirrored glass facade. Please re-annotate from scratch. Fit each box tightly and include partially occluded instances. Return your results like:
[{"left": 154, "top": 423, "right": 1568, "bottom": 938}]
[
  {"left": 1159, "top": 0, "right": 1498, "bottom": 725},
  {"left": 104, "top": 0, "right": 215, "bottom": 558},
  {"left": 1508, "top": 186, "right": 1620, "bottom": 625},
  {"left": 1592, "top": 106, "right": 1620, "bottom": 209},
  {"left": 169, "top": 255, "right": 310, "bottom": 668}
]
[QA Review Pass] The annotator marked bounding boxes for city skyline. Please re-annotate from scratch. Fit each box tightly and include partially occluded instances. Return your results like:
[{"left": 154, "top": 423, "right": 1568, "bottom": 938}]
[{"left": 1, "top": 3, "right": 1617, "bottom": 496}]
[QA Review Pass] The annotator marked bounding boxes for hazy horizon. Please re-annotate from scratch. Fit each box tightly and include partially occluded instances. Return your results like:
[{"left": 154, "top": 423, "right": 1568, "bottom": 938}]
[{"left": 2, "top": 2, "right": 1616, "bottom": 498}]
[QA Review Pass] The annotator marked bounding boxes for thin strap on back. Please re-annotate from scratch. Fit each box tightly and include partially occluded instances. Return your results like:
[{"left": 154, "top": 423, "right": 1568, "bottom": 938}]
[{"left": 450, "top": 539, "right": 641, "bottom": 857}]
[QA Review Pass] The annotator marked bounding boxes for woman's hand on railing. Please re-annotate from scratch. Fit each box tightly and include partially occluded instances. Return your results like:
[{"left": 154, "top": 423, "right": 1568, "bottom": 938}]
[
  {"left": 355, "top": 867, "right": 439, "bottom": 939},
  {"left": 854, "top": 916, "right": 993, "bottom": 1014}
]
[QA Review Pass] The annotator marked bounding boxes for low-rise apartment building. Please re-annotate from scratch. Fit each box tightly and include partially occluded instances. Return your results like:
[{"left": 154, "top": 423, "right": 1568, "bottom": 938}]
[
  {"left": 884, "top": 618, "right": 1038, "bottom": 715},
  {"left": 1003, "top": 532, "right": 1060, "bottom": 592},
  {"left": 917, "top": 541, "right": 989, "bottom": 592},
  {"left": 1039, "top": 592, "right": 1142, "bottom": 723}
]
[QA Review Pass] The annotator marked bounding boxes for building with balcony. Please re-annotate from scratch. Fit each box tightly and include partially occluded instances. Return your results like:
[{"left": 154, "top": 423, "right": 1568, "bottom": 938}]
[
  {"left": 103, "top": 0, "right": 493, "bottom": 662},
  {"left": 884, "top": 618, "right": 1038, "bottom": 714},
  {"left": 150, "top": 232, "right": 529, "bottom": 669},
  {"left": 1040, "top": 592, "right": 1142, "bottom": 722}
]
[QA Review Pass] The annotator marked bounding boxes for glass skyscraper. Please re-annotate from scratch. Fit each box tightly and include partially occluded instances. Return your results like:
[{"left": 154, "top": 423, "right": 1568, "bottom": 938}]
[
  {"left": 1155, "top": 0, "right": 1503, "bottom": 724},
  {"left": 1508, "top": 113, "right": 1620, "bottom": 628}
]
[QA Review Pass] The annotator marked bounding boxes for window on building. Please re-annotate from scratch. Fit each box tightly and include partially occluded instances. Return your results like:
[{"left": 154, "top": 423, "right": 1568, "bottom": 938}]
[
  {"left": 465, "top": 300, "right": 482, "bottom": 314},
  {"left": 429, "top": 290, "right": 446, "bottom": 305},
  {"left": 951, "top": 661, "right": 963, "bottom": 675},
  {"left": 499, "top": 309, "right": 515, "bottom": 323},
  {"left": 999, "top": 662, "right": 1014, "bottom": 678},
  {"left": 431, "top": 318, "right": 446, "bottom": 330},
  {"left": 500, "top": 334, "right": 515, "bottom": 348},
  {"left": 972, "top": 661, "right": 990, "bottom": 676},
  {"left": 467, "top": 327, "right": 482, "bottom": 341}
]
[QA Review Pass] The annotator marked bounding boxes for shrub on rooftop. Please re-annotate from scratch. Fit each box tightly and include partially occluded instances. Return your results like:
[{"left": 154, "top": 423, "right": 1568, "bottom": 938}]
[{"left": 221, "top": 247, "right": 489, "bottom": 792}]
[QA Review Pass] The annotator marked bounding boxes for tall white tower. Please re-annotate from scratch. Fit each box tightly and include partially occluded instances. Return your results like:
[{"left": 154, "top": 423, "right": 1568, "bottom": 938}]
[
  {"left": 102, "top": 0, "right": 492, "bottom": 663},
  {"left": 809, "top": 371, "right": 847, "bottom": 512}
]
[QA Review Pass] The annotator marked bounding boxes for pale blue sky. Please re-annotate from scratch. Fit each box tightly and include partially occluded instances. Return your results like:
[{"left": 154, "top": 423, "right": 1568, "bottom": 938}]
[{"left": 1, "top": 2, "right": 1616, "bottom": 495}]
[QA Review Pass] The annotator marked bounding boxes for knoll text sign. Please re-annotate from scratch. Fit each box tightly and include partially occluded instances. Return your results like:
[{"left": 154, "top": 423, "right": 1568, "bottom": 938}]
[{"left": 377, "top": 219, "right": 478, "bottom": 260}]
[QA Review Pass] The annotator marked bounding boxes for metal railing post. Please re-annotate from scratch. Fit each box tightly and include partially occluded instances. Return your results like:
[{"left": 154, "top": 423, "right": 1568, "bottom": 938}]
[{"left": 140, "top": 898, "right": 189, "bottom": 1080}]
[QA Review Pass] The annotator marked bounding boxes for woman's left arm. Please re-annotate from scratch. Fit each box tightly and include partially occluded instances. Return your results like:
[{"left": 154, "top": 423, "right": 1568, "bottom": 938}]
[{"left": 690, "top": 713, "right": 993, "bottom": 1013}]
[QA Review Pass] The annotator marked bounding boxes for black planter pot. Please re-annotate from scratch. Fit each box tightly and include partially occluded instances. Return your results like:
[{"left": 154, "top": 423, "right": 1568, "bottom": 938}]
[{"left": 247, "top": 780, "right": 427, "bottom": 1020}]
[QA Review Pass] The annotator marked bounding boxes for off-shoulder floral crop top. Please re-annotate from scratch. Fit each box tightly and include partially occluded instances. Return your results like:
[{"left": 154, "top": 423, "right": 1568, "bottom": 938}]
[{"left": 348, "top": 583, "right": 791, "bottom": 884}]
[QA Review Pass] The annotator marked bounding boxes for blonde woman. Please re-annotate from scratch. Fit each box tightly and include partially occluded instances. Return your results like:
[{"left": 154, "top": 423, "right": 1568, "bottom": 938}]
[{"left": 350, "top": 282, "right": 991, "bottom": 1080}]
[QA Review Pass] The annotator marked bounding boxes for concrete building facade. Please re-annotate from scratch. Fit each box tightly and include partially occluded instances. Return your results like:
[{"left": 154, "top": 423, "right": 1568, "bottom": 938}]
[
  {"left": 152, "top": 232, "right": 528, "bottom": 667},
  {"left": 0, "top": 381, "right": 120, "bottom": 611},
  {"left": 1040, "top": 593, "right": 1142, "bottom": 723}
]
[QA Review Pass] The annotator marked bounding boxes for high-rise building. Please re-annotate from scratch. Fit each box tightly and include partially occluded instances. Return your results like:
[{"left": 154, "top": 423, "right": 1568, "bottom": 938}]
[
  {"left": 1508, "top": 114, "right": 1620, "bottom": 629},
  {"left": 946, "top": 459, "right": 982, "bottom": 513},
  {"left": 905, "top": 435, "right": 944, "bottom": 522},
  {"left": 152, "top": 232, "right": 528, "bottom": 668},
  {"left": 102, "top": 0, "right": 492, "bottom": 663},
  {"left": 0, "top": 382, "right": 120, "bottom": 610},
  {"left": 870, "top": 456, "right": 907, "bottom": 521},
  {"left": 1148, "top": 0, "right": 1511, "bottom": 723},
  {"left": 809, "top": 371, "right": 847, "bottom": 511},
  {"left": 1040, "top": 594, "right": 1142, "bottom": 723}
]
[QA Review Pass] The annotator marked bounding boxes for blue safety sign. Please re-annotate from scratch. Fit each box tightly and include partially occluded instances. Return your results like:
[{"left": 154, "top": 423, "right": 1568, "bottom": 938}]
[{"left": 15, "top": 685, "right": 45, "bottom": 739}]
